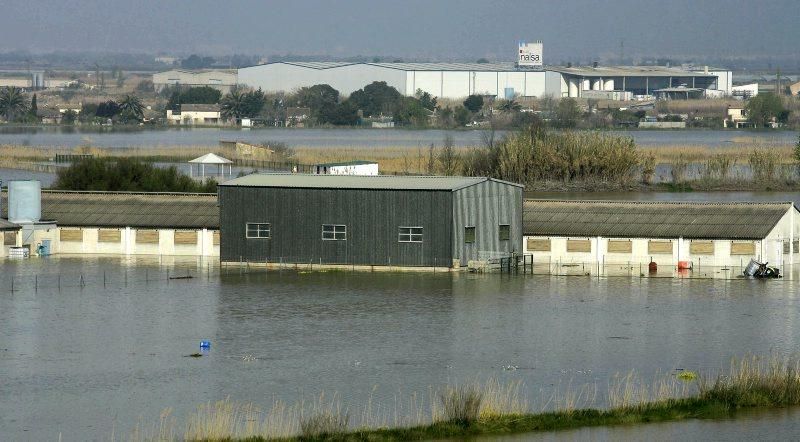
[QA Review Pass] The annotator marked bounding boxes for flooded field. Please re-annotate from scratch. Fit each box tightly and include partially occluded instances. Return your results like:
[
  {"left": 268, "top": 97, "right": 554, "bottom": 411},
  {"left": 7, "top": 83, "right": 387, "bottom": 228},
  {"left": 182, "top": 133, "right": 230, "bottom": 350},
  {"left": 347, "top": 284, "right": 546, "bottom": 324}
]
[
  {"left": 0, "top": 126, "right": 795, "bottom": 149},
  {"left": 2, "top": 256, "right": 800, "bottom": 439}
]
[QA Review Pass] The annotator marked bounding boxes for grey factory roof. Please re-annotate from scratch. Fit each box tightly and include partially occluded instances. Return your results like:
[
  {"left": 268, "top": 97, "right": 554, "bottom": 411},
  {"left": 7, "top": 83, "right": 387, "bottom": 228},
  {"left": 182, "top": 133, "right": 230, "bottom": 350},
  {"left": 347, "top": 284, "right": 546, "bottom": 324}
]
[
  {"left": 523, "top": 200, "right": 795, "bottom": 240},
  {"left": 0, "top": 218, "right": 20, "bottom": 231},
  {"left": 256, "top": 61, "right": 531, "bottom": 72},
  {"left": 37, "top": 191, "right": 219, "bottom": 229},
  {"left": 220, "top": 173, "right": 522, "bottom": 191},
  {"left": 369, "top": 62, "right": 519, "bottom": 71},
  {"left": 549, "top": 66, "right": 720, "bottom": 77}
]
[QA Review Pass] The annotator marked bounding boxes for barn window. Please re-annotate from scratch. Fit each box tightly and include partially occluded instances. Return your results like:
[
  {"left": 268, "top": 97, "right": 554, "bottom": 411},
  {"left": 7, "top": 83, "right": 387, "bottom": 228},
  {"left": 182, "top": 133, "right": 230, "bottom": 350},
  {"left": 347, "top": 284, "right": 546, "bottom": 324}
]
[
  {"left": 464, "top": 226, "right": 476, "bottom": 244},
  {"left": 322, "top": 224, "right": 346, "bottom": 241},
  {"left": 398, "top": 227, "right": 423, "bottom": 243},
  {"left": 498, "top": 225, "right": 510, "bottom": 241},
  {"left": 246, "top": 223, "right": 271, "bottom": 239}
]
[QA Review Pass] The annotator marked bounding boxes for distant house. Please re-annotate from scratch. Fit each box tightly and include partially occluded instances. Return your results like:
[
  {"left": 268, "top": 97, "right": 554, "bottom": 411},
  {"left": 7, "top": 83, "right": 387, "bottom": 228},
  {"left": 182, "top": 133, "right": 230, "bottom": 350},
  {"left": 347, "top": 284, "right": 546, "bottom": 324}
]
[
  {"left": 285, "top": 107, "right": 310, "bottom": 127},
  {"left": 152, "top": 69, "right": 237, "bottom": 93},
  {"left": 312, "top": 161, "right": 379, "bottom": 176},
  {"left": 38, "top": 109, "right": 63, "bottom": 125},
  {"left": 724, "top": 104, "right": 752, "bottom": 128},
  {"left": 166, "top": 104, "right": 223, "bottom": 125}
]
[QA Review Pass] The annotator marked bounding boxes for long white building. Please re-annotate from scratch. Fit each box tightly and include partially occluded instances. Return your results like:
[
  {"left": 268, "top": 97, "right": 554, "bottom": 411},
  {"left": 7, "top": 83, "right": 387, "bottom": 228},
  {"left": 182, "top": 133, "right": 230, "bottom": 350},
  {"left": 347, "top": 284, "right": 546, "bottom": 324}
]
[{"left": 238, "top": 62, "right": 732, "bottom": 100}]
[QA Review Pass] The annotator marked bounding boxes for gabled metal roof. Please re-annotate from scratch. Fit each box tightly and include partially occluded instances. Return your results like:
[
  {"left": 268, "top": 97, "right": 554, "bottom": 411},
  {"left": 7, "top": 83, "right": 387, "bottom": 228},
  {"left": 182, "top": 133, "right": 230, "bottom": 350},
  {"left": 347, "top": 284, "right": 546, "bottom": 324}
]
[
  {"left": 367, "top": 62, "right": 519, "bottom": 71},
  {"left": 34, "top": 191, "right": 219, "bottom": 229},
  {"left": 523, "top": 200, "right": 795, "bottom": 240},
  {"left": 220, "top": 173, "right": 522, "bottom": 191}
]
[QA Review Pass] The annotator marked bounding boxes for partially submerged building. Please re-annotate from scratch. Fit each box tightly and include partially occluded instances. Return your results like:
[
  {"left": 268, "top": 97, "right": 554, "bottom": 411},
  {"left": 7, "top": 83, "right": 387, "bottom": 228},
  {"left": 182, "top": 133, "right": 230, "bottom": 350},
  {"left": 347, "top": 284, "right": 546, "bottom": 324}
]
[
  {"left": 218, "top": 174, "right": 523, "bottom": 268},
  {"left": 2, "top": 187, "right": 220, "bottom": 257},
  {"left": 523, "top": 200, "right": 799, "bottom": 268}
]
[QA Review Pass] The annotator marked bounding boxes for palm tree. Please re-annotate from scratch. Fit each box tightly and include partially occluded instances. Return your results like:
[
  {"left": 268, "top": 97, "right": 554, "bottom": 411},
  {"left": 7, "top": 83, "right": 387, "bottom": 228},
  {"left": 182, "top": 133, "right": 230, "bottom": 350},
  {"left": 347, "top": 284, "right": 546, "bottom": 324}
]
[
  {"left": 0, "top": 87, "right": 29, "bottom": 122},
  {"left": 118, "top": 94, "right": 144, "bottom": 121},
  {"left": 220, "top": 90, "right": 246, "bottom": 120}
]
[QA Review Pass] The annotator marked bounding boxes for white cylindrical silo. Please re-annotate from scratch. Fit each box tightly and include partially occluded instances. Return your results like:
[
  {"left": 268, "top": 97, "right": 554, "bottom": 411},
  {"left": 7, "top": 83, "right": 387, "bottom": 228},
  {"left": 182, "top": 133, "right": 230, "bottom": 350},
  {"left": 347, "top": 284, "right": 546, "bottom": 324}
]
[
  {"left": 582, "top": 79, "right": 590, "bottom": 91},
  {"left": 8, "top": 180, "right": 41, "bottom": 223},
  {"left": 604, "top": 79, "right": 615, "bottom": 90},
  {"left": 592, "top": 79, "right": 601, "bottom": 90}
]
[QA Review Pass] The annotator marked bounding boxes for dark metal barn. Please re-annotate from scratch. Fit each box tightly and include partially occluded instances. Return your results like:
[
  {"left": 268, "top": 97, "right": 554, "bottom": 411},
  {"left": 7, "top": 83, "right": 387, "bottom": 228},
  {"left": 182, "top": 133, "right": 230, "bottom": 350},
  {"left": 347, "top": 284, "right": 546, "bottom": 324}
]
[{"left": 218, "top": 174, "right": 523, "bottom": 267}]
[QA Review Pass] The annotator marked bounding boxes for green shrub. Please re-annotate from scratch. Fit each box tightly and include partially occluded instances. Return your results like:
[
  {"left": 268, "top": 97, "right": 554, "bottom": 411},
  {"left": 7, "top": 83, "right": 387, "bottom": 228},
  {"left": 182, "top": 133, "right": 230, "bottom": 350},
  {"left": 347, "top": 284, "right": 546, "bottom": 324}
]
[{"left": 54, "top": 157, "right": 217, "bottom": 193}]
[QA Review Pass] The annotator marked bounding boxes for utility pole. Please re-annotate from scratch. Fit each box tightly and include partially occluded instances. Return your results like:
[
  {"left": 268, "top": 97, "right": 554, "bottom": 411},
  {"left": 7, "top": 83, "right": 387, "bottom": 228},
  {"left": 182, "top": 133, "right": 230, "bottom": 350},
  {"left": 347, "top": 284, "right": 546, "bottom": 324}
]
[
  {"left": 776, "top": 68, "right": 781, "bottom": 95},
  {"left": 619, "top": 40, "right": 624, "bottom": 66}
]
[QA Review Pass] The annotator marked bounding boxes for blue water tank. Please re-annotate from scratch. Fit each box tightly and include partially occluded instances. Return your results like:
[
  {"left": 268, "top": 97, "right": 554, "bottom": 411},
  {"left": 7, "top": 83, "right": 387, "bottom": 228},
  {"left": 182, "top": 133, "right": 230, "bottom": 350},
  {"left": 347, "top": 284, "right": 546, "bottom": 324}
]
[{"left": 8, "top": 180, "right": 41, "bottom": 223}]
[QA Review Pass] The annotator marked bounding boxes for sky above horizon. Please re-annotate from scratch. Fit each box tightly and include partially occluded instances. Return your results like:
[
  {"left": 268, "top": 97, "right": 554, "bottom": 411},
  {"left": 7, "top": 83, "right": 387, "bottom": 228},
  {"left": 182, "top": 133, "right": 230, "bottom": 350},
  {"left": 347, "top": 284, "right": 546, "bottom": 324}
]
[{"left": 1, "top": 0, "right": 797, "bottom": 61}]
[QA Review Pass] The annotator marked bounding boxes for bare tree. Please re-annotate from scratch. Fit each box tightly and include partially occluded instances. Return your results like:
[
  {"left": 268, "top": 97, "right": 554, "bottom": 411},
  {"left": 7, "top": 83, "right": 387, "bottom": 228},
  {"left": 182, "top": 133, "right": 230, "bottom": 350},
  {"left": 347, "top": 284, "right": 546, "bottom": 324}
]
[{"left": 437, "top": 134, "right": 460, "bottom": 176}]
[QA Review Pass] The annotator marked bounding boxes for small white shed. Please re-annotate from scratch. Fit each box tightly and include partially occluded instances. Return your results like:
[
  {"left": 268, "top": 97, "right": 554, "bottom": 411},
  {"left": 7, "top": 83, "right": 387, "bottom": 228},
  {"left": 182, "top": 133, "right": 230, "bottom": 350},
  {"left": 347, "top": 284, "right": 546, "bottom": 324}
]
[
  {"left": 312, "top": 161, "right": 379, "bottom": 176},
  {"left": 189, "top": 153, "right": 233, "bottom": 178}
]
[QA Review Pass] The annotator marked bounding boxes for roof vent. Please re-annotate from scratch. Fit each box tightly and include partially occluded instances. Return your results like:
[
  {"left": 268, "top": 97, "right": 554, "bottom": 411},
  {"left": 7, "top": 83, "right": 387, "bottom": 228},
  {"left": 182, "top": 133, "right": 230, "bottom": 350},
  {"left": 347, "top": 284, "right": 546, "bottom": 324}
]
[{"left": 592, "top": 61, "right": 598, "bottom": 68}]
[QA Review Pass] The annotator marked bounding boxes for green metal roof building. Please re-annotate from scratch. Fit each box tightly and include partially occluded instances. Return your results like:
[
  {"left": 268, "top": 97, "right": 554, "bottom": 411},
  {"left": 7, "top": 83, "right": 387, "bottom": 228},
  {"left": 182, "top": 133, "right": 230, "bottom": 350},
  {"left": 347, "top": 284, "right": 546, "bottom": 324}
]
[{"left": 218, "top": 174, "right": 523, "bottom": 267}]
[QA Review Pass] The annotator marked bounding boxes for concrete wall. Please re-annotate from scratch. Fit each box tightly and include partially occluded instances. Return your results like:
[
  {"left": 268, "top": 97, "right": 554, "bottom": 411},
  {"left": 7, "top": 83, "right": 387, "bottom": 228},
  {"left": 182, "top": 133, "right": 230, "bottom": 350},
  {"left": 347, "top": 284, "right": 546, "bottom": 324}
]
[
  {"left": 523, "top": 233, "right": 798, "bottom": 269},
  {"left": 33, "top": 227, "right": 219, "bottom": 257}
]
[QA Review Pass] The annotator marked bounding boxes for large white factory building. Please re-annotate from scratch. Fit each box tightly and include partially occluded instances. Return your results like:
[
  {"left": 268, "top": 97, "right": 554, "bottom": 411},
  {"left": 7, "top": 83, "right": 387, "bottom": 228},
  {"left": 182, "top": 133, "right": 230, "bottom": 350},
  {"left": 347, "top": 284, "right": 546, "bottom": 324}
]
[{"left": 238, "top": 62, "right": 732, "bottom": 100}]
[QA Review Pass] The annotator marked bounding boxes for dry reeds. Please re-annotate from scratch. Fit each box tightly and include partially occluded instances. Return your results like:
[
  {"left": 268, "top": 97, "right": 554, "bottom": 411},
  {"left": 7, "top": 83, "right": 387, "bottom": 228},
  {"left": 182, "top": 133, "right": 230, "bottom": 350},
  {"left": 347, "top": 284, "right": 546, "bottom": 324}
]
[
  {"left": 699, "top": 355, "right": 800, "bottom": 407},
  {"left": 127, "top": 356, "right": 800, "bottom": 441},
  {"left": 749, "top": 148, "right": 781, "bottom": 182},
  {"left": 439, "top": 384, "right": 483, "bottom": 425}
]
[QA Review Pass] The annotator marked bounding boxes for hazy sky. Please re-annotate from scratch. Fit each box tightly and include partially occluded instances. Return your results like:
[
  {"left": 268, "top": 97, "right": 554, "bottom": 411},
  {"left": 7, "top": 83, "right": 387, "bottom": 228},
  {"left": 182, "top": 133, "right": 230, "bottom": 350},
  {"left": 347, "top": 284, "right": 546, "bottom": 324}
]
[{"left": 1, "top": 0, "right": 797, "bottom": 61}]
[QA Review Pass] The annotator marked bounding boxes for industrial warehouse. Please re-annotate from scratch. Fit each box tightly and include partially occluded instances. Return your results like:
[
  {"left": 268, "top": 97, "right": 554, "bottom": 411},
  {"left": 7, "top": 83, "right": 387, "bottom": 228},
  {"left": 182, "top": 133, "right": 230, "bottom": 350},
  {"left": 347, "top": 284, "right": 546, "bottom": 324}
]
[
  {"left": 217, "top": 174, "right": 523, "bottom": 268},
  {"left": 237, "top": 61, "right": 732, "bottom": 100}
]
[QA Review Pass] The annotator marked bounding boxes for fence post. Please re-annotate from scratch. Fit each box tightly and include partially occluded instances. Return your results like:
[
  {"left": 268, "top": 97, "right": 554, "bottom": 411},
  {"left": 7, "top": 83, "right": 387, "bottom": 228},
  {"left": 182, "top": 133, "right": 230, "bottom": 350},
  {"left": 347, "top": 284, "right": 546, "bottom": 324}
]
[{"left": 35, "top": 275, "right": 38, "bottom": 292}]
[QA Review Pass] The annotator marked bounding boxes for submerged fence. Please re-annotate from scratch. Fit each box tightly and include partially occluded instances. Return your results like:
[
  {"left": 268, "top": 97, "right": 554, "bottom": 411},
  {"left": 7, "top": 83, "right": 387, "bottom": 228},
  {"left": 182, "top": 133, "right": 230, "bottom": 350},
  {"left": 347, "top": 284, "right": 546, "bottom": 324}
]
[{"left": 499, "top": 254, "right": 781, "bottom": 280}]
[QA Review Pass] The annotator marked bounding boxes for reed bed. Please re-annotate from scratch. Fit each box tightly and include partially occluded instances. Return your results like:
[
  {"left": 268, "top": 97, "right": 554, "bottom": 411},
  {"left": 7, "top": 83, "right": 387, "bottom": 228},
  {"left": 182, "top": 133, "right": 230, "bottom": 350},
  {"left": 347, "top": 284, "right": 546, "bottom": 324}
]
[{"left": 124, "top": 355, "right": 800, "bottom": 441}]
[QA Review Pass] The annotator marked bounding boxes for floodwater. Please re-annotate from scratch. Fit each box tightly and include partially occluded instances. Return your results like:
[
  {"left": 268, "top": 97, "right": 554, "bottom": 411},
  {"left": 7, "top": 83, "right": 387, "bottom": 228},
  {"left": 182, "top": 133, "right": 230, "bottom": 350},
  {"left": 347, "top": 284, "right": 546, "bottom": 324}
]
[
  {"left": 475, "top": 408, "right": 800, "bottom": 441},
  {"left": 0, "top": 126, "right": 795, "bottom": 149},
  {"left": 2, "top": 256, "right": 800, "bottom": 440}
]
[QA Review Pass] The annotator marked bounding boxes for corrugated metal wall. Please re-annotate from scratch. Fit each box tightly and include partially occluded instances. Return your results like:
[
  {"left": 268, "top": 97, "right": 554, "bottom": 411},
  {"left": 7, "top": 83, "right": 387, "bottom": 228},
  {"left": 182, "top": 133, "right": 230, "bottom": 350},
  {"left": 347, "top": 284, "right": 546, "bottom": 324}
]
[
  {"left": 452, "top": 181, "right": 523, "bottom": 265},
  {"left": 219, "top": 187, "right": 453, "bottom": 266}
]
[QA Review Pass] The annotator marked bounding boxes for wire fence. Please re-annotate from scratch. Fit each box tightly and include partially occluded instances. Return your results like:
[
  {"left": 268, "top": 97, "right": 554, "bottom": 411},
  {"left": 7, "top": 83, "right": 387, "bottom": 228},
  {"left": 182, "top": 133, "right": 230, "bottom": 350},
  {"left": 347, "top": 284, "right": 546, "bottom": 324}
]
[
  {"left": 500, "top": 255, "right": 777, "bottom": 280},
  {"left": 1, "top": 255, "right": 785, "bottom": 295}
]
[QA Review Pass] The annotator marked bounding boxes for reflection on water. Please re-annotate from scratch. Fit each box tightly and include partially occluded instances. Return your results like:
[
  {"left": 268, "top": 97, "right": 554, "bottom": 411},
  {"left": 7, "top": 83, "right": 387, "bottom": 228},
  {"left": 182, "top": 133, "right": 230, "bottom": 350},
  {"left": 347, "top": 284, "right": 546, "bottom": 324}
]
[
  {"left": 1, "top": 256, "right": 800, "bottom": 439},
  {"left": 473, "top": 407, "right": 800, "bottom": 441}
]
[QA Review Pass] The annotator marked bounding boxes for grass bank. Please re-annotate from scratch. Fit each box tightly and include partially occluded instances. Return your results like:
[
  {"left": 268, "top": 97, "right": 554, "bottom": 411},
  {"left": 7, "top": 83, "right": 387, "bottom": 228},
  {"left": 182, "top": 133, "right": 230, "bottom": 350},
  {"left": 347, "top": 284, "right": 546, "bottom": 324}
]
[{"left": 129, "top": 355, "right": 800, "bottom": 441}]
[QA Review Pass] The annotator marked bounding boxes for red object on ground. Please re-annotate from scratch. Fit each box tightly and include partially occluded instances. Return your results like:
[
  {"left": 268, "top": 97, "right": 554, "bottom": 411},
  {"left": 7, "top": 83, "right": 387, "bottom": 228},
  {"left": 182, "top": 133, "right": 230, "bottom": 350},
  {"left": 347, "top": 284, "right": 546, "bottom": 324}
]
[
  {"left": 677, "top": 260, "right": 692, "bottom": 270},
  {"left": 648, "top": 261, "right": 657, "bottom": 273}
]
